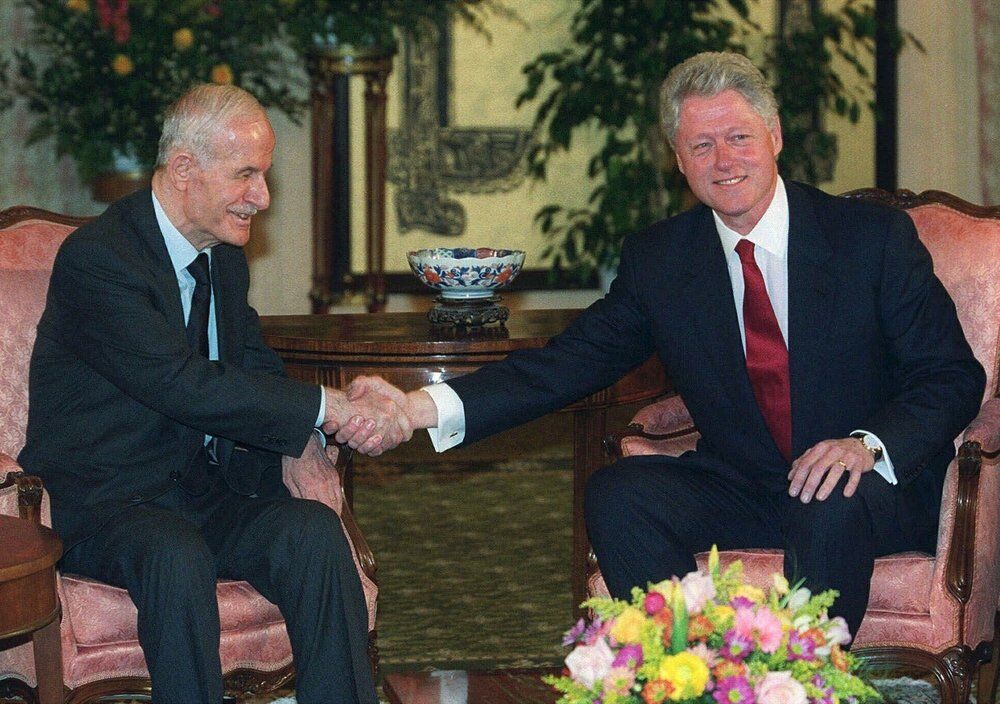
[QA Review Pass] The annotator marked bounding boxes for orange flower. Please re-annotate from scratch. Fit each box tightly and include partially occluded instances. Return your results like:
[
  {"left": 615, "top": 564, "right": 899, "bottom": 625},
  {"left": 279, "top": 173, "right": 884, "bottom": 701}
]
[
  {"left": 210, "top": 63, "right": 233, "bottom": 84},
  {"left": 173, "top": 28, "right": 194, "bottom": 51},
  {"left": 687, "top": 613, "right": 714, "bottom": 642},
  {"left": 712, "top": 660, "right": 747, "bottom": 681},
  {"left": 111, "top": 54, "right": 133, "bottom": 76},
  {"left": 830, "top": 643, "right": 849, "bottom": 672},
  {"left": 641, "top": 679, "right": 673, "bottom": 704}
]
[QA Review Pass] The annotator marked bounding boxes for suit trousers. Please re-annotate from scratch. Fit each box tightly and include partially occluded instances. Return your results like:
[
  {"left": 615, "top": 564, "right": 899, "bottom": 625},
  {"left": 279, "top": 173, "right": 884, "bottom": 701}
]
[
  {"left": 60, "top": 468, "right": 377, "bottom": 704},
  {"left": 584, "top": 453, "right": 937, "bottom": 639}
]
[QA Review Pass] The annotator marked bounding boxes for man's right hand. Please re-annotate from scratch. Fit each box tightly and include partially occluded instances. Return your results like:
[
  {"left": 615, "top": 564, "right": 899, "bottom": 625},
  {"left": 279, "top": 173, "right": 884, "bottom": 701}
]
[
  {"left": 321, "top": 382, "right": 413, "bottom": 457},
  {"left": 322, "top": 376, "right": 439, "bottom": 456}
]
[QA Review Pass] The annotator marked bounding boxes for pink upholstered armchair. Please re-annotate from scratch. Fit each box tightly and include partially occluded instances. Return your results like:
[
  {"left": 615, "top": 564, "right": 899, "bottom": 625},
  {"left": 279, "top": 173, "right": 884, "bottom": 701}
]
[
  {"left": 0, "top": 206, "right": 379, "bottom": 703},
  {"left": 596, "top": 190, "right": 1000, "bottom": 704}
]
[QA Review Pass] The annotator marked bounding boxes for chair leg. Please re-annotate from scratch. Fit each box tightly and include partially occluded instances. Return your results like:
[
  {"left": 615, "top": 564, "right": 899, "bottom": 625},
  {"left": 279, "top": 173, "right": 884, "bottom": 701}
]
[{"left": 977, "top": 611, "right": 1000, "bottom": 704}]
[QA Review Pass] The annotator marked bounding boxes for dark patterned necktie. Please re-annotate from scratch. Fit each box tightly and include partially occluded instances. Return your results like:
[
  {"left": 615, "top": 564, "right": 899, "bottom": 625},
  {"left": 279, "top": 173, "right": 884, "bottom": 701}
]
[
  {"left": 186, "top": 252, "right": 211, "bottom": 358},
  {"left": 735, "top": 238, "right": 792, "bottom": 461}
]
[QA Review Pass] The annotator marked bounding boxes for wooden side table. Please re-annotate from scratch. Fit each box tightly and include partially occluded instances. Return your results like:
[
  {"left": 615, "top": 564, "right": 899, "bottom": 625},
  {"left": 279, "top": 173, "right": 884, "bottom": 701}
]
[{"left": 0, "top": 514, "right": 63, "bottom": 704}]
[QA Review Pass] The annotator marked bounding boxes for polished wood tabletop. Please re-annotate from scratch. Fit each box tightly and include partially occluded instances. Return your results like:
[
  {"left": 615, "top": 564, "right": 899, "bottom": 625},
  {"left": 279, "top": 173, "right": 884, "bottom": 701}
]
[
  {"left": 0, "top": 514, "right": 63, "bottom": 704},
  {"left": 261, "top": 310, "right": 670, "bottom": 611}
]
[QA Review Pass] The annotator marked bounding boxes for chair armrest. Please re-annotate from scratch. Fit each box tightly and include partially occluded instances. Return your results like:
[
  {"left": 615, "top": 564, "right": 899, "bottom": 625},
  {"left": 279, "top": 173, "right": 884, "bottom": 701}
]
[
  {"left": 964, "top": 397, "right": 1000, "bottom": 461},
  {"left": 942, "top": 400, "right": 1000, "bottom": 605},
  {"left": 603, "top": 395, "right": 699, "bottom": 461},
  {"left": 282, "top": 434, "right": 376, "bottom": 581}
]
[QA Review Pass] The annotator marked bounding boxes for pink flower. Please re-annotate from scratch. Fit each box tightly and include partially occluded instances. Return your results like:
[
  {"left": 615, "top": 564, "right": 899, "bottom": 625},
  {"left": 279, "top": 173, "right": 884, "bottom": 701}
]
[
  {"left": 734, "top": 606, "right": 783, "bottom": 654},
  {"left": 645, "top": 590, "right": 667, "bottom": 615},
  {"left": 754, "top": 671, "right": 807, "bottom": 704},
  {"left": 602, "top": 665, "right": 636, "bottom": 696},
  {"left": 680, "top": 570, "right": 716, "bottom": 612},
  {"left": 565, "top": 638, "right": 615, "bottom": 689}
]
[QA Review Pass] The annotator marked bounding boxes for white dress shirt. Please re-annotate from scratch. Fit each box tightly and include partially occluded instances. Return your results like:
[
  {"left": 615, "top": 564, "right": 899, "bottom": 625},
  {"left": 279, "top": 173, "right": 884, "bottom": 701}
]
[{"left": 423, "top": 178, "right": 896, "bottom": 484}]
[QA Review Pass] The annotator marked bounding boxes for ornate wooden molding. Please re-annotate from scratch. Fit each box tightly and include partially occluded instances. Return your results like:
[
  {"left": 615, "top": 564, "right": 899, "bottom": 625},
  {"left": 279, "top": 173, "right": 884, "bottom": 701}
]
[
  {"left": 841, "top": 188, "right": 1000, "bottom": 217},
  {"left": 0, "top": 206, "right": 89, "bottom": 229}
]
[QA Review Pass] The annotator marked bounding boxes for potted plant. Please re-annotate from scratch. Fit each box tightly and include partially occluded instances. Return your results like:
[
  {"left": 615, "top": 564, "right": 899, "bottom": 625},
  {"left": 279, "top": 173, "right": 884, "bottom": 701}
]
[
  {"left": 0, "top": 0, "right": 305, "bottom": 196},
  {"left": 517, "top": 0, "right": 909, "bottom": 286}
]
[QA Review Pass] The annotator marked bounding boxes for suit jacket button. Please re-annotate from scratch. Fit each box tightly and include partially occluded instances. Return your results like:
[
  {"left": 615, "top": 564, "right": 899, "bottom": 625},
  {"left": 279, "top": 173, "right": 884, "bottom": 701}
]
[{"left": 130, "top": 494, "right": 143, "bottom": 503}]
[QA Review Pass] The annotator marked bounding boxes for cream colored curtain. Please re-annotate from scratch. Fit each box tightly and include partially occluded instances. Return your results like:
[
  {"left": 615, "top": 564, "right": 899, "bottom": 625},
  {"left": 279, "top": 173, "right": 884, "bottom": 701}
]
[{"left": 973, "top": 0, "right": 999, "bottom": 205}]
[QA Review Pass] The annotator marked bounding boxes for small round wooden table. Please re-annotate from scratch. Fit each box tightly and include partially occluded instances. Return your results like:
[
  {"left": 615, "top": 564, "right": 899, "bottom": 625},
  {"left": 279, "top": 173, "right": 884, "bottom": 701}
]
[{"left": 0, "top": 514, "right": 63, "bottom": 704}]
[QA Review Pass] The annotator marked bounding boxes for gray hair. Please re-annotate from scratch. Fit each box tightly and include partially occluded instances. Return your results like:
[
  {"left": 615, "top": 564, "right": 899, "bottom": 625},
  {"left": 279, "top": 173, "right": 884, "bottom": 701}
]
[
  {"left": 659, "top": 52, "right": 778, "bottom": 147},
  {"left": 155, "top": 84, "right": 265, "bottom": 168}
]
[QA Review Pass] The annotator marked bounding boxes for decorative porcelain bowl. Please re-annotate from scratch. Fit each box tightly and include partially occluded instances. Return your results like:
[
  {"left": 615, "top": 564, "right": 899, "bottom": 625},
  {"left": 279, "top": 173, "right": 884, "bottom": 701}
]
[{"left": 407, "top": 247, "right": 526, "bottom": 300}]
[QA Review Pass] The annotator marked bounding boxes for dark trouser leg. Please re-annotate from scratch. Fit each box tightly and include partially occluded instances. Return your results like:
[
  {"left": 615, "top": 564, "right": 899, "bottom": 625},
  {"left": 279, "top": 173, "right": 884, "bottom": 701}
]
[
  {"left": 584, "top": 454, "right": 784, "bottom": 599},
  {"left": 204, "top": 495, "right": 376, "bottom": 704},
  {"left": 60, "top": 506, "right": 223, "bottom": 704},
  {"left": 778, "top": 470, "right": 936, "bottom": 641}
]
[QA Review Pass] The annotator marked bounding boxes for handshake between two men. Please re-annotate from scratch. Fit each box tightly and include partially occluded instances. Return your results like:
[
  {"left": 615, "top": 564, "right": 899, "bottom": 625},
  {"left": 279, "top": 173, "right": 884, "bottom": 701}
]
[{"left": 321, "top": 376, "right": 436, "bottom": 456}]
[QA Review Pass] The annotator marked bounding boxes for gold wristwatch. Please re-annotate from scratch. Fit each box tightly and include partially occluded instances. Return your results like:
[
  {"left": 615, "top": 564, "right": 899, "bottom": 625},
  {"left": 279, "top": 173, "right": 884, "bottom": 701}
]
[{"left": 850, "top": 432, "right": 883, "bottom": 463}]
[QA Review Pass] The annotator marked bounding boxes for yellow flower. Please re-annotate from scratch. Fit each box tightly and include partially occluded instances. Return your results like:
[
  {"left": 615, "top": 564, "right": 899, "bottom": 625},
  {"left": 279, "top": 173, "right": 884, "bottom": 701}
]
[
  {"left": 772, "top": 573, "right": 789, "bottom": 595},
  {"left": 609, "top": 606, "right": 645, "bottom": 644},
  {"left": 734, "top": 583, "right": 766, "bottom": 603},
  {"left": 173, "top": 28, "right": 194, "bottom": 51},
  {"left": 111, "top": 54, "right": 134, "bottom": 76},
  {"left": 657, "top": 651, "right": 709, "bottom": 700},
  {"left": 66, "top": 0, "right": 89, "bottom": 11},
  {"left": 211, "top": 63, "right": 233, "bottom": 84}
]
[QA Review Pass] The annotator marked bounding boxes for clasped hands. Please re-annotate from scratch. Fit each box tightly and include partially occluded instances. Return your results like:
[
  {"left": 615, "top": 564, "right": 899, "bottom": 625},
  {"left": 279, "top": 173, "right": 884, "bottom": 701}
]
[{"left": 321, "top": 376, "right": 436, "bottom": 457}]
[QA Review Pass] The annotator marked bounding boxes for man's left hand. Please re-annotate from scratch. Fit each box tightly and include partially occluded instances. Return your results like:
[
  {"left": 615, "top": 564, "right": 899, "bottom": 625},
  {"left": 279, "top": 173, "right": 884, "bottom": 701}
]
[{"left": 788, "top": 437, "right": 876, "bottom": 503}]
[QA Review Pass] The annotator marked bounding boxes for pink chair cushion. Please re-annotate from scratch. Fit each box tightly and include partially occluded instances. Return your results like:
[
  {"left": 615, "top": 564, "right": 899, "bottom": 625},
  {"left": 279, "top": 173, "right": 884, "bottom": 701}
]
[{"left": 60, "top": 576, "right": 285, "bottom": 647}]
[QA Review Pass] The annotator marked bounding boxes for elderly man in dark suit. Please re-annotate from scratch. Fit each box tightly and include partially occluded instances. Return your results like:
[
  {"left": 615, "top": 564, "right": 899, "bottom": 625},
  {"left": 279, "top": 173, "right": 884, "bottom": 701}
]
[
  {"left": 349, "top": 51, "right": 985, "bottom": 639},
  {"left": 18, "top": 85, "right": 401, "bottom": 704}
]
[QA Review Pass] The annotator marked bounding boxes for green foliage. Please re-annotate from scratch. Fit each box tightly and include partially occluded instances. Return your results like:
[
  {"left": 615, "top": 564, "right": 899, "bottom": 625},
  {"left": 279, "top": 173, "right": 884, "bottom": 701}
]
[
  {"left": 519, "top": 0, "right": 912, "bottom": 283},
  {"left": 278, "top": 0, "right": 513, "bottom": 54},
  {"left": 0, "top": 0, "right": 303, "bottom": 182},
  {"left": 0, "top": 0, "right": 507, "bottom": 183}
]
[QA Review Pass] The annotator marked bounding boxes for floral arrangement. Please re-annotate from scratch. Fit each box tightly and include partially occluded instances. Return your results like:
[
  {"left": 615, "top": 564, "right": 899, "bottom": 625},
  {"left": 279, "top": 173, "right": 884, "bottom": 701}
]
[
  {"left": 548, "top": 547, "right": 882, "bottom": 704},
  {"left": 0, "top": 0, "right": 303, "bottom": 182}
]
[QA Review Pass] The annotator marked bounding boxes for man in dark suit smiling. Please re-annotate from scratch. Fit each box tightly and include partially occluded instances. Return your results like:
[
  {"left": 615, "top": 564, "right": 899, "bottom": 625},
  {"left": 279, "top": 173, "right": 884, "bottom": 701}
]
[
  {"left": 18, "top": 85, "right": 397, "bottom": 703},
  {"left": 348, "top": 52, "right": 984, "bottom": 640}
]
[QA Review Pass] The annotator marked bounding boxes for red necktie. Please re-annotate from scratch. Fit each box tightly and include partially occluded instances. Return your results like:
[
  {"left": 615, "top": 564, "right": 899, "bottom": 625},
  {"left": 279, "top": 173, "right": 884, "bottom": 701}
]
[{"left": 735, "top": 239, "right": 791, "bottom": 461}]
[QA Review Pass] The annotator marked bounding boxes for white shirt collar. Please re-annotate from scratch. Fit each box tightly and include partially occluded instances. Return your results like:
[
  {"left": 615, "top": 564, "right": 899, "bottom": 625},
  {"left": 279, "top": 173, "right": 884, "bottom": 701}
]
[
  {"left": 713, "top": 176, "right": 789, "bottom": 259},
  {"left": 151, "top": 191, "right": 209, "bottom": 277}
]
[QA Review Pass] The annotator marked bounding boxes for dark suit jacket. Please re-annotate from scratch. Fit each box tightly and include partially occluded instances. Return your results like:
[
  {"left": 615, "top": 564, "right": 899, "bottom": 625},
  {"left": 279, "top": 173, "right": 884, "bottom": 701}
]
[
  {"left": 18, "top": 189, "right": 320, "bottom": 549},
  {"left": 449, "top": 182, "right": 985, "bottom": 524}
]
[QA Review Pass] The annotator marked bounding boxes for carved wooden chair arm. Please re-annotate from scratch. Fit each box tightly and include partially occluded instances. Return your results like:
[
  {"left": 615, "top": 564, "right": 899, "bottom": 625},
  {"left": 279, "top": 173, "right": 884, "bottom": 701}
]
[
  {"left": 603, "top": 422, "right": 700, "bottom": 461},
  {"left": 964, "top": 397, "right": 1000, "bottom": 461},
  {"left": 943, "top": 399, "right": 1000, "bottom": 606}
]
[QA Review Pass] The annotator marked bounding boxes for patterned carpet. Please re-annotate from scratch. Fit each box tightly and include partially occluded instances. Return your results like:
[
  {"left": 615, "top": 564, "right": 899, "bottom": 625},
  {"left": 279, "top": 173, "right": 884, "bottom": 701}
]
[{"left": 353, "top": 460, "right": 574, "bottom": 672}]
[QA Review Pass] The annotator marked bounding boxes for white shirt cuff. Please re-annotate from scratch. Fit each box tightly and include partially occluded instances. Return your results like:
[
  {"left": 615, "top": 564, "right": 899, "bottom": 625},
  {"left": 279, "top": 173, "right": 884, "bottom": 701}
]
[
  {"left": 423, "top": 383, "right": 465, "bottom": 452},
  {"left": 853, "top": 429, "right": 896, "bottom": 485},
  {"left": 315, "top": 386, "right": 326, "bottom": 427}
]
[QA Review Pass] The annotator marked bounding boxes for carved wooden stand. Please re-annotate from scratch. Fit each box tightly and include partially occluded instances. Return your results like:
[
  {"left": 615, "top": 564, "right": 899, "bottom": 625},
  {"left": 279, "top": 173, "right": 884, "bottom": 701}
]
[{"left": 308, "top": 46, "right": 395, "bottom": 313}]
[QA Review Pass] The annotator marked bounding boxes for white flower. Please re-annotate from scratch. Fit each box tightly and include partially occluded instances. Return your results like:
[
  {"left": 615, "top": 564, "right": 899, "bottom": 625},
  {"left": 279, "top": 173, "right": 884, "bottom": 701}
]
[
  {"left": 565, "top": 637, "right": 615, "bottom": 689},
  {"left": 815, "top": 615, "right": 853, "bottom": 656},
  {"left": 787, "top": 586, "right": 811, "bottom": 610},
  {"left": 755, "top": 671, "right": 808, "bottom": 704},
  {"left": 680, "top": 570, "right": 716, "bottom": 612}
]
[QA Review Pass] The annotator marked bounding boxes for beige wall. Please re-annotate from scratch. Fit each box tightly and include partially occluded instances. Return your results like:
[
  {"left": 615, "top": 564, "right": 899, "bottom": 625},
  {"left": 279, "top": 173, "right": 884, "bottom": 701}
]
[{"left": 898, "top": 1, "right": 980, "bottom": 202}]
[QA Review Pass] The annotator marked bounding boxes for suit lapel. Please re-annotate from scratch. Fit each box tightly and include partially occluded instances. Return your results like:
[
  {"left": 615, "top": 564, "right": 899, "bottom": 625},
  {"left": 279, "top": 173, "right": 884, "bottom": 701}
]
[
  {"left": 126, "top": 189, "right": 186, "bottom": 332},
  {"left": 785, "top": 183, "right": 836, "bottom": 457},
  {"left": 677, "top": 208, "right": 777, "bottom": 460}
]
